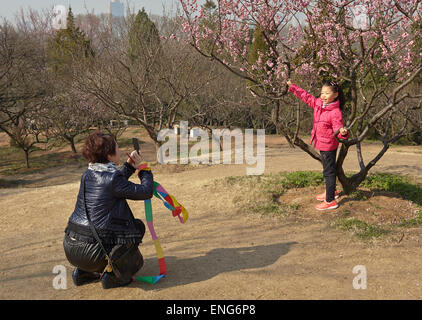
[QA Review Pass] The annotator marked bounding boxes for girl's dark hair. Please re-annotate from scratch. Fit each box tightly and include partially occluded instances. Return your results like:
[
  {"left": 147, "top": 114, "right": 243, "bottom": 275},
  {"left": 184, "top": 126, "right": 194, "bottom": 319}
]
[
  {"left": 82, "top": 131, "right": 117, "bottom": 163},
  {"left": 322, "top": 81, "right": 346, "bottom": 111}
]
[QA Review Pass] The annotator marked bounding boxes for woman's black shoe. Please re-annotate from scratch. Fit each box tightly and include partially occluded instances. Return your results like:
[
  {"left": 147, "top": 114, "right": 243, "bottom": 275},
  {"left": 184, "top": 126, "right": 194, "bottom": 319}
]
[
  {"left": 101, "top": 272, "right": 132, "bottom": 289},
  {"left": 72, "top": 268, "right": 101, "bottom": 286}
]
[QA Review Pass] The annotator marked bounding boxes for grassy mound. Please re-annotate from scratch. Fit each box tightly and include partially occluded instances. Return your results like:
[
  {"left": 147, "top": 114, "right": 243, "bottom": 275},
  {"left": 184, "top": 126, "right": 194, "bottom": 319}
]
[{"left": 215, "top": 171, "right": 422, "bottom": 240}]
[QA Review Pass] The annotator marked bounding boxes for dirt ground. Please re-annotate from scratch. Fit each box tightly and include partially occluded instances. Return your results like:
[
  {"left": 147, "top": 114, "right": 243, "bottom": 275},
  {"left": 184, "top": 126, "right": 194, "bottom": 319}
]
[{"left": 0, "top": 130, "right": 422, "bottom": 300}]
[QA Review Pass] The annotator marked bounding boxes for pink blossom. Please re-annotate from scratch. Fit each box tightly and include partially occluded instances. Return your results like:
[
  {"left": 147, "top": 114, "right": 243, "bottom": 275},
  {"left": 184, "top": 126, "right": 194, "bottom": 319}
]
[{"left": 179, "top": 0, "right": 422, "bottom": 92}]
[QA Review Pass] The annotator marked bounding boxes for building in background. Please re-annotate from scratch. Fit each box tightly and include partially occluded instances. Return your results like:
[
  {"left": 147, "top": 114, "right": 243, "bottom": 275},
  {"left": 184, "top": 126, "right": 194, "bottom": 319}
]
[{"left": 108, "top": 0, "right": 125, "bottom": 17}]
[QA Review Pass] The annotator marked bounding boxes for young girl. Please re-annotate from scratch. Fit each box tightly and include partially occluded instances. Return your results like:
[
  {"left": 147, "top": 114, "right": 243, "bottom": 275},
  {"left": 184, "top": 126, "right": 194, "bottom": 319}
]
[{"left": 287, "top": 80, "right": 349, "bottom": 211}]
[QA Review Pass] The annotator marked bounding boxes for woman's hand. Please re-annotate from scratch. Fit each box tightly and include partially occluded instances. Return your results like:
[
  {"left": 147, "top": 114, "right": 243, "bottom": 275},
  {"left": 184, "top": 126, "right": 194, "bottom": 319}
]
[
  {"left": 339, "top": 127, "right": 348, "bottom": 136},
  {"left": 127, "top": 150, "right": 144, "bottom": 169}
]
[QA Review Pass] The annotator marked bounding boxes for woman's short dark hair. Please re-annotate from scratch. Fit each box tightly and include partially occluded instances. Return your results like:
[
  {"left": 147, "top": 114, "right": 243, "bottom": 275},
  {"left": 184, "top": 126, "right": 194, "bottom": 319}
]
[
  {"left": 322, "top": 81, "right": 346, "bottom": 111},
  {"left": 82, "top": 131, "right": 116, "bottom": 163}
]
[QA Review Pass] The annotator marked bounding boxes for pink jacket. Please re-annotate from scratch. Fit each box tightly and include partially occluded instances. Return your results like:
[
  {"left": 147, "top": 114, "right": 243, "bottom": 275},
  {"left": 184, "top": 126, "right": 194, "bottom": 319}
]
[{"left": 289, "top": 83, "right": 349, "bottom": 151}]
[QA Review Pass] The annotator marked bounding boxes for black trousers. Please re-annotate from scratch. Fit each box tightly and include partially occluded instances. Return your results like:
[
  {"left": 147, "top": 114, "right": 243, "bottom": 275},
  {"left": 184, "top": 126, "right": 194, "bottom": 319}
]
[
  {"left": 63, "top": 236, "right": 143, "bottom": 282},
  {"left": 320, "top": 149, "right": 337, "bottom": 202}
]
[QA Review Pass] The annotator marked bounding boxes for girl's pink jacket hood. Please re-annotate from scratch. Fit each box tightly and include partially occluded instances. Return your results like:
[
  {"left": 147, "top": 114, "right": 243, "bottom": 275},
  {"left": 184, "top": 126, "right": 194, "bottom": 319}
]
[{"left": 289, "top": 83, "right": 349, "bottom": 151}]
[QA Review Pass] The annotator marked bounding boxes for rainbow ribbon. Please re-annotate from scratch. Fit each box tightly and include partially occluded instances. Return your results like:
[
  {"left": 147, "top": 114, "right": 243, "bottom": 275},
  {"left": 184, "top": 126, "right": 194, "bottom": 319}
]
[{"left": 133, "top": 163, "right": 188, "bottom": 284}]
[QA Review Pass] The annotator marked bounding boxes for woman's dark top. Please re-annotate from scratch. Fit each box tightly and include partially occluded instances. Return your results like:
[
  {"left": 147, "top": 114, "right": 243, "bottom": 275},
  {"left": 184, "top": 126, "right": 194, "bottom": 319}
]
[{"left": 65, "top": 162, "right": 154, "bottom": 245}]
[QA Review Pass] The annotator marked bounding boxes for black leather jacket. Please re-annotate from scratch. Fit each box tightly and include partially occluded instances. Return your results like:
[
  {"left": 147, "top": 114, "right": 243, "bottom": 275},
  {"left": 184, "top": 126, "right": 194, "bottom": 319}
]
[{"left": 65, "top": 162, "right": 154, "bottom": 245}]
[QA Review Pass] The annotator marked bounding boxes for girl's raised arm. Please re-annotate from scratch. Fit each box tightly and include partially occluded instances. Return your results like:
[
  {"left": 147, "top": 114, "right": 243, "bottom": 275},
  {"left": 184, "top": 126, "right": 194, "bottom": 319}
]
[{"left": 288, "top": 82, "right": 318, "bottom": 109}]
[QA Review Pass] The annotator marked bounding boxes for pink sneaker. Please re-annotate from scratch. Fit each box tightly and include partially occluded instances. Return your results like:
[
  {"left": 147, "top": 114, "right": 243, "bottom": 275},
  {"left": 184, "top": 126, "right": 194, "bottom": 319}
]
[
  {"left": 316, "top": 190, "right": 339, "bottom": 202},
  {"left": 315, "top": 200, "right": 339, "bottom": 211}
]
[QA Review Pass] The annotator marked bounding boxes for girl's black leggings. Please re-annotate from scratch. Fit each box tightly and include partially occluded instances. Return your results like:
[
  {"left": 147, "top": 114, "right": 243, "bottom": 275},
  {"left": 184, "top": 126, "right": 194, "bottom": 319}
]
[{"left": 320, "top": 149, "right": 337, "bottom": 202}]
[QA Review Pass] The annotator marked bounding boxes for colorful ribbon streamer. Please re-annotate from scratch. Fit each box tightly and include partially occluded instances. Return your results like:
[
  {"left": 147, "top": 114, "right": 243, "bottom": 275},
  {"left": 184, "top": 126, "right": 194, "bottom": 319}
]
[{"left": 133, "top": 163, "right": 188, "bottom": 284}]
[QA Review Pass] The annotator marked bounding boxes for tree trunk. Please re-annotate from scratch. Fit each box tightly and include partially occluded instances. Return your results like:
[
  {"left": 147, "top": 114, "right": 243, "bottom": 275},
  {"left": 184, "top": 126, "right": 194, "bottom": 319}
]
[
  {"left": 24, "top": 150, "right": 30, "bottom": 168},
  {"left": 337, "top": 168, "right": 368, "bottom": 195},
  {"left": 272, "top": 101, "right": 280, "bottom": 135},
  {"left": 64, "top": 135, "right": 78, "bottom": 153},
  {"left": 154, "top": 140, "right": 161, "bottom": 153},
  {"left": 70, "top": 139, "right": 77, "bottom": 154},
  {"left": 284, "top": 131, "right": 295, "bottom": 148}
]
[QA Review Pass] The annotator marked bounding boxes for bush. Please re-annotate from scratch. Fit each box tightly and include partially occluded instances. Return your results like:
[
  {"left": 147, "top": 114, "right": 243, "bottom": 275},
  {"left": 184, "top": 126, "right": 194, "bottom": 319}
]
[{"left": 395, "top": 132, "right": 422, "bottom": 146}]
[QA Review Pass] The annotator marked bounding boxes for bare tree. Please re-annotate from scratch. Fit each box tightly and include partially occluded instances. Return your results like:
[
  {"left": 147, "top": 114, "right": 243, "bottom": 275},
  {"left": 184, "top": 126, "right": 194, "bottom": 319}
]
[
  {"left": 73, "top": 9, "right": 219, "bottom": 151},
  {"left": 0, "top": 21, "right": 48, "bottom": 168}
]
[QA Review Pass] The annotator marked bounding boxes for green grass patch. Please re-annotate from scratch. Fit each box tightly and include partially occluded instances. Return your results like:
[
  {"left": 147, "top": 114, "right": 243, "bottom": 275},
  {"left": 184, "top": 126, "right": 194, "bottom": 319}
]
[
  {"left": 280, "top": 171, "right": 325, "bottom": 189},
  {"left": 331, "top": 217, "right": 390, "bottom": 239},
  {"left": 399, "top": 211, "right": 422, "bottom": 227},
  {"left": 342, "top": 209, "right": 351, "bottom": 217},
  {"left": 0, "top": 146, "right": 20, "bottom": 157},
  {"left": 349, "top": 190, "right": 368, "bottom": 201},
  {"left": 0, "top": 148, "right": 86, "bottom": 176},
  {"left": 219, "top": 171, "right": 325, "bottom": 217},
  {"left": 252, "top": 200, "right": 287, "bottom": 215},
  {"left": 219, "top": 171, "right": 422, "bottom": 239},
  {"left": 361, "top": 173, "right": 422, "bottom": 206}
]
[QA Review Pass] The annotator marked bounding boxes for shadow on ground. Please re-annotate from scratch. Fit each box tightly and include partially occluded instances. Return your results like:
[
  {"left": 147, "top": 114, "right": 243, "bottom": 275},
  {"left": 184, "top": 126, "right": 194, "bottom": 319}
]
[
  {"left": 337, "top": 190, "right": 403, "bottom": 206},
  {"left": 131, "top": 242, "right": 297, "bottom": 290},
  {"left": 0, "top": 164, "right": 85, "bottom": 189},
  {"left": 0, "top": 259, "right": 65, "bottom": 283}
]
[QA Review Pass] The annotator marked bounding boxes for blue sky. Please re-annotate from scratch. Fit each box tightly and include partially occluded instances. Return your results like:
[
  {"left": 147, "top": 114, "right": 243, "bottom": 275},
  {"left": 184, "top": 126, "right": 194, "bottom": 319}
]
[{"left": 0, "top": 0, "right": 185, "bottom": 21}]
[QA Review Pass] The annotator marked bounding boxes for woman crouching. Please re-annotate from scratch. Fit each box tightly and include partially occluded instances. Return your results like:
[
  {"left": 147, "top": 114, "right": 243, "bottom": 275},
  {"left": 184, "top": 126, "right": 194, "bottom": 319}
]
[{"left": 63, "top": 131, "right": 153, "bottom": 289}]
